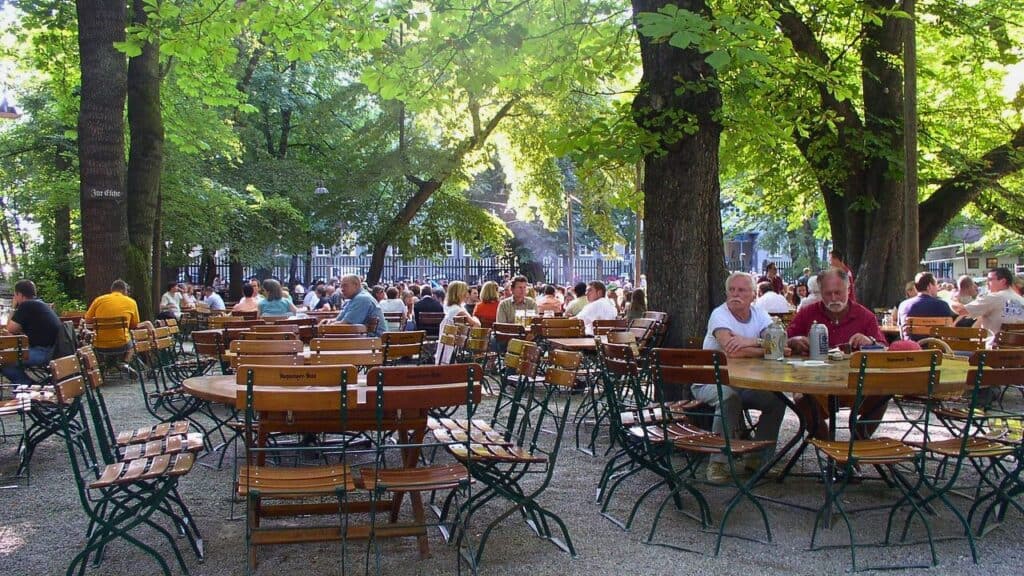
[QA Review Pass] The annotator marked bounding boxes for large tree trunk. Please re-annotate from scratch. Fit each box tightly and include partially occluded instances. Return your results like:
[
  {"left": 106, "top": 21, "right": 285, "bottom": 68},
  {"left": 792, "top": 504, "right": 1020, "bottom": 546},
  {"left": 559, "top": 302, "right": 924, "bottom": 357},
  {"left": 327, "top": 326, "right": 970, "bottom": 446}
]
[
  {"left": 77, "top": 0, "right": 128, "bottom": 302},
  {"left": 632, "top": 0, "right": 727, "bottom": 350},
  {"left": 851, "top": 1, "right": 909, "bottom": 307},
  {"left": 125, "top": 0, "right": 163, "bottom": 321},
  {"left": 366, "top": 179, "right": 442, "bottom": 284}
]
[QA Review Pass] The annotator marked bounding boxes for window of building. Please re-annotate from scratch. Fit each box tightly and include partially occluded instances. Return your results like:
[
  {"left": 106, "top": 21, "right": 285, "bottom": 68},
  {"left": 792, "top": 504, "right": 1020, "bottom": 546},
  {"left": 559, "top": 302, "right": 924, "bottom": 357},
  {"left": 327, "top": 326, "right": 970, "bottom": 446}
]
[
  {"left": 444, "top": 239, "right": 455, "bottom": 258},
  {"left": 986, "top": 257, "right": 999, "bottom": 269},
  {"left": 576, "top": 244, "right": 592, "bottom": 257},
  {"left": 967, "top": 257, "right": 979, "bottom": 269},
  {"left": 314, "top": 245, "right": 331, "bottom": 257}
]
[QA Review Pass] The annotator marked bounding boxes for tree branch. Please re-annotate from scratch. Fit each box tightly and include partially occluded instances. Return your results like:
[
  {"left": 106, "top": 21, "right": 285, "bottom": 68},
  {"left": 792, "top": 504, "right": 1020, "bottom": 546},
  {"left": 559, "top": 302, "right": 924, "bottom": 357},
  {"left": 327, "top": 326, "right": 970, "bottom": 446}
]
[{"left": 919, "top": 123, "right": 1024, "bottom": 248}]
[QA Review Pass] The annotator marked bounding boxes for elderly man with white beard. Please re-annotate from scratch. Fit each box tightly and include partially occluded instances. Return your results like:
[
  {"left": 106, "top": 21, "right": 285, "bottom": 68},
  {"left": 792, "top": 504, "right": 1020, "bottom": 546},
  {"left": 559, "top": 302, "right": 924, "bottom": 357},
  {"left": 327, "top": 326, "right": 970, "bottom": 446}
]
[
  {"left": 694, "top": 272, "right": 787, "bottom": 483},
  {"left": 786, "top": 268, "right": 887, "bottom": 440}
]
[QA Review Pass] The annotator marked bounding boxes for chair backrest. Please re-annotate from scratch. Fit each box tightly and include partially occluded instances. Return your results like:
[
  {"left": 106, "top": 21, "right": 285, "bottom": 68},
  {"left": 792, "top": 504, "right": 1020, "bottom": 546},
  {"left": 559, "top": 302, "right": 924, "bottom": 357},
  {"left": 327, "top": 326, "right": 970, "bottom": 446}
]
[
  {"left": 250, "top": 324, "right": 300, "bottom": 334},
  {"left": 230, "top": 339, "right": 304, "bottom": 356},
  {"left": 503, "top": 338, "right": 531, "bottom": 373},
  {"left": 534, "top": 318, "right": 585, "bottom": 339},
  {"left": 382, "top": 330, "right": 425, "bottom": 364},
  {"left": 237, "top": 363, "right": 358, "bottom": 391},
  {"left": 234, "top": 354, "right": 304, "bottom": 366},
  {"left": 464, "top": 327, "right": 492, "bottom": 354},
  {"left": 311, "top": 337, "right": 381, "bottom": 352},
  {"left": 593, "top": 318, "right": 630, "bottom": 336},
  {"left": 230, "top": 311, "right": 259, "bottom": 320},
  {"left": 905, "top": 316, "right": 952, "bottom": 338},
  {"left": 930, "top": 326, "right": 986, "bottom": 352},
  {"left": 845, "top": 351, "right": 942, "bottom": 396},
  {"left": 546, "top": 350, "right": 582, "bottom": 388},
  {"left": 75, "top": 348, "right": 120, "bottom": 464},
  {"left": 492, "top": 322, "right": 526, "bottom": 344},
  {"left": 89, "top": 316, "right": 130, "bottom": 347},
  {"left": 383, "top": 312, "right": 404, "bottom": 331},
  {"left": 364, "top": 363, "right": 483, "bottom": 411},
  {"left": 998, "top": 322, "right": 1024, "bottom": 333},
  {"left": 192, "top": 330, "right": 226, "bottom": 357},
  {"left": 995, "top": 330, "right": 1024, "bottom": 349},
  {"left": 237, "top": 364, "right": 358, "bottom": 414},
  {"left": 0, "top": 334, "right": 29, "bottom": 366},
  {"left": 644, "top": 311, "right": 668, "bottom": 323},
  {"left": 239, "top": 331, "right": 299, "bottom": 341},
  {"left": 416, "top": 311, "right": 445, "bottom": 338},
  {"left": 317, "top": 323, "right": 367, "bottom": 338}
]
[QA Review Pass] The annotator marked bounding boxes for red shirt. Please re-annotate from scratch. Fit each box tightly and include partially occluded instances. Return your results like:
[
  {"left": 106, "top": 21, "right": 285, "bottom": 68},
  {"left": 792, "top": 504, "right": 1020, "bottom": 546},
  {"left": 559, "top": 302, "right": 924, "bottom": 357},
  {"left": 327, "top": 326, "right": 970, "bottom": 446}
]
[
  {"left": 787, "top": 300, "right": 883, "bottom": 348},
  {"left": 473, "top": 300, "right": 499, "bottom": 326}
]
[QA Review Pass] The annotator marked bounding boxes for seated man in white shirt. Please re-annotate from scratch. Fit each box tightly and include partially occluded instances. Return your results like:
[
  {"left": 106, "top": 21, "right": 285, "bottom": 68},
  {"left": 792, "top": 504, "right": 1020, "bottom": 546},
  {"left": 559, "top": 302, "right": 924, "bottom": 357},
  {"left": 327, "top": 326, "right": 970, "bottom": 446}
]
[
  {"left": 577, "top": 281, "right": 619, "bottom": 335},
  {"left": 754, "top": 281, "right": 791, "bottom": 313},
  {"left": 694, "top": 272, "right": 786, "bottom": 483}
]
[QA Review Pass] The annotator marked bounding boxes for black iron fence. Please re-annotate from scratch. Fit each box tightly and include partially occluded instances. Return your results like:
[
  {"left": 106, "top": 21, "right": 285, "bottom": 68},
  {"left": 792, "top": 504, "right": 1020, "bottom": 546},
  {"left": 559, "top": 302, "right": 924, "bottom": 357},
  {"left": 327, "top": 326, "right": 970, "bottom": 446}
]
[{"left": 180, "top": 254, "right": 637, "bottom": 287}]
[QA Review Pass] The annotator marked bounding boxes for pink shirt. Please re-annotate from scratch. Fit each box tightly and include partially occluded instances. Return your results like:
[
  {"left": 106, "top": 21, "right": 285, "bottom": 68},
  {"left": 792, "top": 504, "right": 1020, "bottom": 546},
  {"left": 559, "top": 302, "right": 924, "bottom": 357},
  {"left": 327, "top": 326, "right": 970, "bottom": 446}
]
[{"left": 787, "top": 300, "right": 884, "bottom": 348}]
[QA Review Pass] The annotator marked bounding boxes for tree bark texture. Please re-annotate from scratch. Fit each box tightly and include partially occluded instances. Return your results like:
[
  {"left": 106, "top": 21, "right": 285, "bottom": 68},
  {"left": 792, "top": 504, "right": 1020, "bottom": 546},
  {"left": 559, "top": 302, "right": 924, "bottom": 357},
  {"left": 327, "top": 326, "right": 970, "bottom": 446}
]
[
  {"left": 631, "top": 0, "right": 727, "bottom": 348},
  {"left": 777, "top": 1, "right": 909, "bottom": 307},
  {"left": 77, "top": 0, "right": 128, "bottom": 302},
  {"left": 125, "top": 0, "right": 163, "bottom": 320}
]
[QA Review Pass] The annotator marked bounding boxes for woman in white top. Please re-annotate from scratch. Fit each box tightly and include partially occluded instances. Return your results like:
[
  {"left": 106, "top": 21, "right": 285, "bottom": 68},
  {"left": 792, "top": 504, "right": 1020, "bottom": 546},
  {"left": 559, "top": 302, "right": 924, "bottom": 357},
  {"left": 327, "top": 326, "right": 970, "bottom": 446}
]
[{"left": 435, "top": 281, "right": 480, "bottom": 364}]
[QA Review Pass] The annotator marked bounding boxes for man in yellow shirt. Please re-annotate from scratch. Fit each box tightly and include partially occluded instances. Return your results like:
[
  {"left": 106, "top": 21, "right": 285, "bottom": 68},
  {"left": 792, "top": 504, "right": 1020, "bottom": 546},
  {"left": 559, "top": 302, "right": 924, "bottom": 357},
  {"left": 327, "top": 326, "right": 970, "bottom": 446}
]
[{"left": 84, "top": 279, "right": 141, "bottom": 350}]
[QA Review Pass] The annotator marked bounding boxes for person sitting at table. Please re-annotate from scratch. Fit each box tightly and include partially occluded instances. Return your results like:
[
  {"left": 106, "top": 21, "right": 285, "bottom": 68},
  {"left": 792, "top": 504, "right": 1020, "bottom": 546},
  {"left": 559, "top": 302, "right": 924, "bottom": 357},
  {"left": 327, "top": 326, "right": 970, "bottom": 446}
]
[
  {"left": 334, "top": 274, "right": 387, "bottom": 337},
  {"left": 897, "top": 272, "right": 955, "bottom": 340},
  {"left": 378, "top": 287, "right": 407, "bottom": 330},
  {"left": 797, "top": 275, "right": 821, "bottom": 311},
  {"left": 472, "top": 281, "right": 500, "bottom": 327},
  {"left": 625, "top": 288, "right": 647, "bottom": 320},
  {"left": 3, "top": 279, "right": 63, "bottom": 384},
  {"left": 435, "top": 281, "right": 481, "bottom": 363},
  {"left": 84, "top": 279, "right": 140, "bottom": 366},
  {"left": 257, "top": 279, "right": 296, "bottom": 318},
  {"left": 413, "top": 286, "right": 444, "bottom": 329},
  {"left": 203, "top": 285, "right": 226, "bottom": 312},
  {"left": 232, "top": 284, "right": 260, "bottom": 313},
  {"left": 157, "top": 282, "right": 181, "bottom": 320},
  {"left": 951, "top": 267, "right": 1024, "bottom": 348},
  {"left": 757, "top": 262, "right": 785, "bottom": 296},
  {"left": 786, "top": 268, "right": 887, "bottom": 440},
  {"left": 577, "top": 281, "right": 619, "bottom": 336},
  {"left": 496, "top": 275, "right": 536, "bottom": 324},
  {"left": 535, "top": 285, "right": 563, "bottom": 315},
  {"left": 696, "top": 272, "right": 787, "bottom": 483},
  {"left": 303, "top": 279, "right": 323, "bottom": 309},
  {"left": 564, "top": 282, "right": 588, "bottom": 317},
  {"left": 311, "top": 285, "right": 333, "bottom": 311},
  {"left": 754, "top": 281, "right": 791, "bottom": 313}
]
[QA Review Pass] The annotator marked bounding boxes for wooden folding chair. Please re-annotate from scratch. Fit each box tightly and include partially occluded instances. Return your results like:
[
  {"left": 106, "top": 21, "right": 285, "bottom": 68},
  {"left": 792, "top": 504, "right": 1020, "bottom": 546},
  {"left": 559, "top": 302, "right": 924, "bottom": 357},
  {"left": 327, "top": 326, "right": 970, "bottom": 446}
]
[
  {"left": 905, "top": 316, "right": 953, "bottom": 340},
  {"left": 236, "top": 364, "right": 358, "bottom": 572},
  {"left": 930, "top": 326, "right": 986, "bottom": 356},
  {"left": 382, "top": 331, "right": 425, "bottom": 366},
  {"left": 316, "top": 323, "right": 368, "bottom": 339},
  {"left": 809, "top": 351, "right": 942, "bottom": 571}
]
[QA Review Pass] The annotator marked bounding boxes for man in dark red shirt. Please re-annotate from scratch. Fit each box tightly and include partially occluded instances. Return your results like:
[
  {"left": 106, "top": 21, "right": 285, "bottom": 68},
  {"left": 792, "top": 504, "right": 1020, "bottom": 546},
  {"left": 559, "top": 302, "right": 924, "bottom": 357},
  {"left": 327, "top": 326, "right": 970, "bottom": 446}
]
[
  {"left": 786, "top": 268, "right": 887, "bottom": 439},
  {"left": 757, "top": 262, "right": 785, "bottom": 296}
]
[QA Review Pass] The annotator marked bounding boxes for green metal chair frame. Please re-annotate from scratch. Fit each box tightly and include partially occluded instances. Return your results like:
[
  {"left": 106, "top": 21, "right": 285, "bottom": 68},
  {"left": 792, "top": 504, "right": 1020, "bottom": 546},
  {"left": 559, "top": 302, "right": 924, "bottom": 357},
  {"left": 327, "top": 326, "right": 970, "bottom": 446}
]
[
  {"left": 596, "top": 342, "right": 709, "bottom": 533},
  {"left": 71, "top": 349, "right": 205, "bottom": 563},
  {"left": 442, "top": 349, "right": 577, "bottom": 569},
  {"left": 913, "top": 349, "right": 1024, "bottom": 558},
  {"left": 238, "top": 364, "right": 356, "bottom": 574},
  {"left": 364, "top": 363, "right": 479, "bottom": 573},
  {"left": 809, "top": 350, "right": 941, "bottom": 571},
  {"left": 52, "top": 358, "right": 196, "bottom": 576}
]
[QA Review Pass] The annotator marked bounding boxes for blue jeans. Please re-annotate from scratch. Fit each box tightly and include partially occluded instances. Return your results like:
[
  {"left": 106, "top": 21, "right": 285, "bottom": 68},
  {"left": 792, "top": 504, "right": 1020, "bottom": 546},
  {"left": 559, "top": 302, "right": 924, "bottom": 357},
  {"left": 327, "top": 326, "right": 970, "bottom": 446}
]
[{"left": 1, "top": 345, "right": 54, "bottom": 384}]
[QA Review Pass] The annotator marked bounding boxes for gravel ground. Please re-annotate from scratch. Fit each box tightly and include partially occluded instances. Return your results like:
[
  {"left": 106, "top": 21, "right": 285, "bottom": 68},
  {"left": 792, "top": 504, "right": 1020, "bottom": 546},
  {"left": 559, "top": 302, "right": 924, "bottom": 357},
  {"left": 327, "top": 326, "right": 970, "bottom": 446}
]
[{"left": 2, "top": 372, "right": 1023, "bottom": 576}]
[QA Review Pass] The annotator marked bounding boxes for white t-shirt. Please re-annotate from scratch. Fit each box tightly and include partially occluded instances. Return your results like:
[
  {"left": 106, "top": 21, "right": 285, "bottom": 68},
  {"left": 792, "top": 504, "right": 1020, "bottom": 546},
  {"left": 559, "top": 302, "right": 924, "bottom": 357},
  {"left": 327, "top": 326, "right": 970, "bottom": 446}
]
[
  {"left": 702, "top": 303, "right": 773, "bottom": 351},
  {"left": 755, "top": 292, "right": 791, "bottom": 313},
  {"left": 160, "top": 291, "right": 181, "bottom": 317},
  {"left": 577, "top": 298, "right": 619, "bottom": 335},
  {"left": 964, "top": 288, "right": 1024, "bottom": 347}
]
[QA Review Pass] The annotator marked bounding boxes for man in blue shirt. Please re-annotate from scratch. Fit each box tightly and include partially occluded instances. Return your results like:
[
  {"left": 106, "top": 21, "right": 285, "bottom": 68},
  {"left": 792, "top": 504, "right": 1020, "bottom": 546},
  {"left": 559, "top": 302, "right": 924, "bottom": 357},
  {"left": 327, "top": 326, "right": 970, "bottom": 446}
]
[
  {"left": 335, "top": 274, "right": 387, "bottom": 337},
  {"left": 897, "top": 272, "right": 955, "bottom": 340}
]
